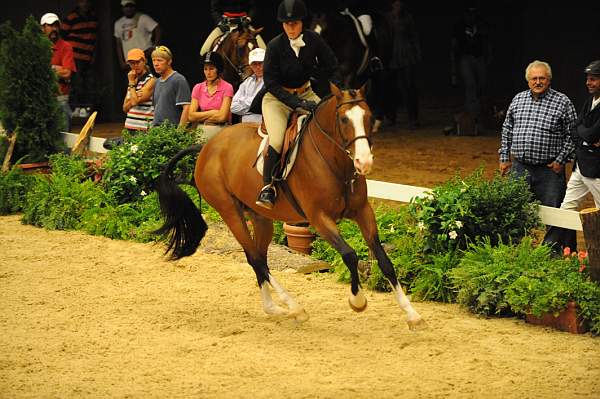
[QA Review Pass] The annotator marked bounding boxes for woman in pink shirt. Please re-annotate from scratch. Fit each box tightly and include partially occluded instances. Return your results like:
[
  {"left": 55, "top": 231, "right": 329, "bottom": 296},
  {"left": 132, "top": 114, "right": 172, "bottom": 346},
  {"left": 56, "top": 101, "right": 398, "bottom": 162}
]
[{"left": 188, "top": 52, "right": 233, "bottom": 126}]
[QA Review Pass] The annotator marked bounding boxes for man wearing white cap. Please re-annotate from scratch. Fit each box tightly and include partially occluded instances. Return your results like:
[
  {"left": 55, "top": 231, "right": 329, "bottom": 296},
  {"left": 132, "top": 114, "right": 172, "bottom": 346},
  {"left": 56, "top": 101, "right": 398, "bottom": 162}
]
[
  {"left": 231, "top": 48, "right": 265, "bottom": 123},
  {"left": 41, "top": 12, "right": 77, "bottom": 132},
  {"left": 114, "top": 0, "right": 161, "bottom": 71}
]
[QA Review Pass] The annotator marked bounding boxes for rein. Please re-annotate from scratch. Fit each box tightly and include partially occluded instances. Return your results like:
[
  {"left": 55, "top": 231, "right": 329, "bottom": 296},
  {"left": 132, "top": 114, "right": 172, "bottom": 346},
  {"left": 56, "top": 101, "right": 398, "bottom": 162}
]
[
  {"left": 217, "top": 29, "right": 254, "bottom": 80},
  {"left": 310, "top": 97, "right": 372, "bottom": 160},
  {"left": 306, "top": 96, "right": 371, "bottom": 215}
]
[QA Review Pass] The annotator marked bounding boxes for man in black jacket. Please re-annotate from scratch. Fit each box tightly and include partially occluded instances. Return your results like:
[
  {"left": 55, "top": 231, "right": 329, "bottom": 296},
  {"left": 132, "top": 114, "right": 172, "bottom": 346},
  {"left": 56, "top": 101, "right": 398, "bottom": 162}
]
[{"left": 544, "top": 60, "right": 600, "bottom": 252}]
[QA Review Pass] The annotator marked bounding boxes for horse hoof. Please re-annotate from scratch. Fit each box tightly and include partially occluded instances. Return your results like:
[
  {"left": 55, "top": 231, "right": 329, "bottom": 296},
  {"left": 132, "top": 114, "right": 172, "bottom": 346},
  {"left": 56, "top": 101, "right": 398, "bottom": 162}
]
[
  {"left": 348, "top": 292, "right": 367, "bottom": 312},
  {"left": 290, "top": 308, "right": 309, "bottom": 323},
  {"left": 406, "top": 317, "right": 428, "bottom": 331},
  {"left": 265, "top": 305, "right": 288, "bottom": 317}
]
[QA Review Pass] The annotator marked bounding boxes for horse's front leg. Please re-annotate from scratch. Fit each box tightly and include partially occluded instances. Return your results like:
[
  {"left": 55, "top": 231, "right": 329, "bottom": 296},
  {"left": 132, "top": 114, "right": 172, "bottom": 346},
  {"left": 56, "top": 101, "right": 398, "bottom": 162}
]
[
  {"left": 310, "top": 214, "right": 367, "bottom": 313},
  {"left": 351, "top": 204, "right": 427, "bottom": 330}
]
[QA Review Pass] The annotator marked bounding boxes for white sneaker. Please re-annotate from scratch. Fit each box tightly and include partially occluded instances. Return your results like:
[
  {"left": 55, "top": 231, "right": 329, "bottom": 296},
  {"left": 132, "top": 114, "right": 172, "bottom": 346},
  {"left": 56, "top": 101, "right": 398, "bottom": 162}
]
[
  {"left": 79, "top": 108, "right": 89, "bottom": 118},
  {"left": 72, "top": 107, "right": 80, "bottom": 117}
]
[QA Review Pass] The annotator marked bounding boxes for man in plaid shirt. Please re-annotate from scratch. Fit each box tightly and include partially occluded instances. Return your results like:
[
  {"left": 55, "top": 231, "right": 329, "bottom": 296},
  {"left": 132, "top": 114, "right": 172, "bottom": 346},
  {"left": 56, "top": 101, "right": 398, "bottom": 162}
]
[{"left": 499, "top": 60, "right": 576, "bottom": 208}]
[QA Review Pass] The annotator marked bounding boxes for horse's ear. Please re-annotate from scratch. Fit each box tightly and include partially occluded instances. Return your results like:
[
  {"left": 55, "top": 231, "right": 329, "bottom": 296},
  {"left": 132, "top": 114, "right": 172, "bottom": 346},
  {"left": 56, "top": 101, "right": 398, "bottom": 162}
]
[
  {"left": 359, "top": 83, "right": 367, "bottom": 98},
  {"left": 330, "top": 82, "right": 343, "bottom": 100}
]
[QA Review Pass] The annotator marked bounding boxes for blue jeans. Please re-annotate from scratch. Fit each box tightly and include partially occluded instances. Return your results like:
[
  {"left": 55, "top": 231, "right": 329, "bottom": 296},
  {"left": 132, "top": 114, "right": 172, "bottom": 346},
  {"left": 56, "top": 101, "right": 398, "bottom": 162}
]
[{"left": 510, "top": 159, "right": 567, "bottom": 208}]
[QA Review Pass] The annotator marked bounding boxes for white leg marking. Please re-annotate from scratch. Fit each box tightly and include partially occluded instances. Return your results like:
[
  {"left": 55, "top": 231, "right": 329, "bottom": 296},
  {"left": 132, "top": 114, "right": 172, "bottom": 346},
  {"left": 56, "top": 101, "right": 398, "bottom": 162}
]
[
  {"left": 392, "top": 282, "right": 427, "bottom": 330},
  {"left": 260, "top": 283, "right": 288, "bottom": 316},
  {"left": 268, "top": 274, "right": 309, "bottom": 322}
]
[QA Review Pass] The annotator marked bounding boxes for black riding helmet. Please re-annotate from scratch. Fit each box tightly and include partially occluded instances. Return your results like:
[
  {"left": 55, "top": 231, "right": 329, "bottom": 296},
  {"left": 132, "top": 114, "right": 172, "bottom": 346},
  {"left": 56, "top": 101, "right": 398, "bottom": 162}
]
[
  {"left": 584, "top": 60, "right": 600, "bottom": 75},
  {"left": 277, "top": 0, "right": 307, "bottom": 22},
  {"left": 202, "top": 51, "right": 224, "bottom": 74}
]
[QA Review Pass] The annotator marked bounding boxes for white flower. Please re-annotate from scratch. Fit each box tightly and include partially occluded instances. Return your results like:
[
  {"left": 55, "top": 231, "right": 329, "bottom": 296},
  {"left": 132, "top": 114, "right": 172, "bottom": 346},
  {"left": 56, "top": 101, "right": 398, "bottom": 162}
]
[
  {"left": 130, "top": 144, "right": 139, "bottom": 153},
  {"left": 390, "top": 224, "right": 395, "bottom": 232},
  {"left": 460, "top": 187, "right": 466, "bottom": 193},
  {"left": 455, "top": 220, "right": 463, "bottom": 228},
  {"left": 140, "top": 190, "right": 147, "bottom": 196},
  {"left": 449, "top": 230, "right": 458, "bottom": 240},
  {"left": 129, "top": 175, "right": 137, "bottom": 184},
  {"left": 417, "top": 222, "right": 425, "bottom": 231}
]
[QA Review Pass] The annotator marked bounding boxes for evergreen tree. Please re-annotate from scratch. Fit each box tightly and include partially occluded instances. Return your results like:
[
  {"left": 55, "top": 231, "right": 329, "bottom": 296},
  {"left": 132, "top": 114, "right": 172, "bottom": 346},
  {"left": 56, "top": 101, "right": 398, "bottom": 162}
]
[{"left": 0, "top": 16, "right": 64, "bottom": 163}]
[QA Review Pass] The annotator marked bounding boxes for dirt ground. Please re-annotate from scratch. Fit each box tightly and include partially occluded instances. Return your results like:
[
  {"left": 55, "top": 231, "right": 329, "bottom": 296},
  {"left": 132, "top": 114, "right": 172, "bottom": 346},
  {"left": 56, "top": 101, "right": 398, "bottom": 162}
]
[{"left": 1, "top": 121, "right": 599, "bottom": 398}]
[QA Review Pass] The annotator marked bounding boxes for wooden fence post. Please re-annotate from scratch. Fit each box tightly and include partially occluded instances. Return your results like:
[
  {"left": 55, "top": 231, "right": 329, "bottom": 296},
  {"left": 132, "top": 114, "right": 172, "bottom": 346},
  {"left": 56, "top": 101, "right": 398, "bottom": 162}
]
[{"left": 580, "top": 208, "right": 600, "bottom": 282}]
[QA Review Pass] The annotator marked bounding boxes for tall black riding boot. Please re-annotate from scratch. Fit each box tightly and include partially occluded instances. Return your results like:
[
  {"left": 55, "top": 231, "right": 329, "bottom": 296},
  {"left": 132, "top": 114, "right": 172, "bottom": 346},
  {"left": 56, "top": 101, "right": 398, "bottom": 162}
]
[{"left": 255, "top": 146, "right": 281, "bottom": 210}]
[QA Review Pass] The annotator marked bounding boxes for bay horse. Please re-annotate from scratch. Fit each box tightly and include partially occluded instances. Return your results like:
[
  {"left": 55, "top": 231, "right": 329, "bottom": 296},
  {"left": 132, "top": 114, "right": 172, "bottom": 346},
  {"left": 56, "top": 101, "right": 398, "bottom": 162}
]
[
  {"left": 210, "top": 22, "right": 263, "bottom": 89},
  {"left": 311, "top": 10, "right": 394, "bottom": 132},
  {"left": 154, "top": 83, "right": 426, "bottom": 330}
]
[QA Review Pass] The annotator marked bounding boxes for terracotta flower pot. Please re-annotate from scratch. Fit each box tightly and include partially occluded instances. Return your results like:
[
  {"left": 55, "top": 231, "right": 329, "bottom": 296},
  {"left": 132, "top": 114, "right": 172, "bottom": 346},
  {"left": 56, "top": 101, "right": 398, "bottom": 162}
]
[
  {"left": 525, "top": 301, "right": 588, "bottom": 334},
  {"left": 283, "top": 223, "right": 315, "bottom": 255},
  {"left": 15, "top": 162, "right": 50, "bottom": 174}
]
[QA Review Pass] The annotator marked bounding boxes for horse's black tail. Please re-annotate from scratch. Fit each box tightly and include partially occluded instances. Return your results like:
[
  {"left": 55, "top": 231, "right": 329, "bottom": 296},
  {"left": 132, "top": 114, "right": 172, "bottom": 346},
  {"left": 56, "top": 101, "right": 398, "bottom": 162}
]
[{"left": 153, "top": 144, "right": 207, "bottom": 260}]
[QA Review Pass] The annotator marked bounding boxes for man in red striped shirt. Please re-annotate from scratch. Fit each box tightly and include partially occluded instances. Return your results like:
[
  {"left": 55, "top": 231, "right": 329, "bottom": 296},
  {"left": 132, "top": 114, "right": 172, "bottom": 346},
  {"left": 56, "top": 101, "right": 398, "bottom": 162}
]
[
  {"left": 41, "top": 12, "right": 77, "bottom": 132},
  {"left": 61, "top": 0, "right": 98, "bottom": 117}
]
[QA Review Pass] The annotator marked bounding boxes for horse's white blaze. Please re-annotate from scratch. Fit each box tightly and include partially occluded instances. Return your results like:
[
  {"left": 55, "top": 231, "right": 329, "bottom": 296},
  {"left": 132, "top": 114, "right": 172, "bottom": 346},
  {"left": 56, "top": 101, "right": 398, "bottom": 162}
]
[
  {"left": 392, "top": 282, "right": 421, "bottom": 322},
  {"left": 346, "top": 105, "right": 373, "bottom": 175}
]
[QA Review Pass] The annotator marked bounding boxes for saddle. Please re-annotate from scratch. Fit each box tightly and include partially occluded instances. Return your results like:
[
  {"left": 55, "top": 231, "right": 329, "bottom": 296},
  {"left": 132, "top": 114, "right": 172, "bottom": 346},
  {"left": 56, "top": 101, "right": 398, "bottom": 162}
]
[{"left": 256, "top": 112, "right": 309, "bottom": 179}]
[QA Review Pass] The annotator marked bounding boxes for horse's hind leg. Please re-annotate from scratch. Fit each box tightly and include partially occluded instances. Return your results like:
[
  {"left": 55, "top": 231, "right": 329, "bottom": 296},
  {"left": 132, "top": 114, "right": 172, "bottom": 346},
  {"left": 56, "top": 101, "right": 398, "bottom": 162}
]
[
  {"left": 352, "top": 204, "right": 426, "bottom": 331},
  {"left": 210, "top": 195, "right": 306, "bottom": 320},
  {"left": 248, "top": 211, "right": 308, "bottom": 321}
]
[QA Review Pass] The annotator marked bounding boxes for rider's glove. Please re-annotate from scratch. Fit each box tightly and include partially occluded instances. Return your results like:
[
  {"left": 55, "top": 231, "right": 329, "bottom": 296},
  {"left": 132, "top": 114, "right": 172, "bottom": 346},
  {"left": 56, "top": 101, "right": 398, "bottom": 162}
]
[
  {"left": 217, "top": 18, "right": 230, "bottom": 33},
  {"left": 299, "top": 100, "right": 318, "bottom": 113}
]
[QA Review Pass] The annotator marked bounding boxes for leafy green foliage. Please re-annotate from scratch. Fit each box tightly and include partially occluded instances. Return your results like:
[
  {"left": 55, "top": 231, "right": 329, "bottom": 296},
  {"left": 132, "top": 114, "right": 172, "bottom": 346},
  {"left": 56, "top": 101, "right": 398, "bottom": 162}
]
[
  {"left": 101, "top": 123, "right": 199, "bottom": 204},
  {"left": 0, "top": 17, "right": 64, "bottom": 162},
  {"left": 22, "top": 173, "right": 107, "bottom": 230},
  {"left": 409, "top": 169, "right": 540, "bottom": 253},
  {"left": 0, "top": 166, "right": 37, "bottom": 214},
  {"left": 506, "top": 253, "right": 600, "bottom": 334},
  {"left": 406, "top": 252, "right": 460, "bottom": 302},
  {"left": 450, "top": 238, "right": 552, "bottom": 316}
]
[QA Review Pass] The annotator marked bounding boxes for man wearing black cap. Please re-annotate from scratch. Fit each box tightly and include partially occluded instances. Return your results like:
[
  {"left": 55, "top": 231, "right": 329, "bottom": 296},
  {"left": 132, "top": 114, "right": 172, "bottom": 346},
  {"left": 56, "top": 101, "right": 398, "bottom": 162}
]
[{"left": 544, "top": 60, "right": 600, "bottom": 252}]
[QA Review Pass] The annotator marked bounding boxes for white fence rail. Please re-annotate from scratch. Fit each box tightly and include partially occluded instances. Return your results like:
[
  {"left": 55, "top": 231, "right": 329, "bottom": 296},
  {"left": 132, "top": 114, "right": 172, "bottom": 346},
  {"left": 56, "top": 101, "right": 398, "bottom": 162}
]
[
  {"left": 366, "top": 179, "right": 583, "bottom": 231},
  {"left": 58, "top": 132, "right": 583, "bottom": 232}
]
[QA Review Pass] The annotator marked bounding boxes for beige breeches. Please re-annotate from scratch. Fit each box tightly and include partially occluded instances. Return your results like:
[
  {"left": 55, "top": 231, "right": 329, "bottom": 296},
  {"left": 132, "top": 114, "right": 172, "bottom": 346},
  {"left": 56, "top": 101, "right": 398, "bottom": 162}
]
[{"left": 262, "top": 90, "right": 320, "bottom": 153}]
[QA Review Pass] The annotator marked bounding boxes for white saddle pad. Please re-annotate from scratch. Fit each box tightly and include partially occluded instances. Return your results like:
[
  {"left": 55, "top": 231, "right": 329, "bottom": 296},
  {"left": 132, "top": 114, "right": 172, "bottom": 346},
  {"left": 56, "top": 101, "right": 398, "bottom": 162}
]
[{"left": 256, "top": 114, "right": 307, "bottom": 179}]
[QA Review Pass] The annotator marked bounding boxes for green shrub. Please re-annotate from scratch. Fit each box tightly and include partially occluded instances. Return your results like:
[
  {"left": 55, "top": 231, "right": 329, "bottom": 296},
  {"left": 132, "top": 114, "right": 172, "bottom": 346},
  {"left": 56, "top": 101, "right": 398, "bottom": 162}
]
[
  {"left": 409, "top": 169, "right": 539, "bottom": 253},
  {"left": 0, "top": 17, "right": 64, "bottom": 162},
  {"left": 450, "top": 237, "right": 550, "bottom": 316},
  {"left": 80, "top": 191, "right": 163, "bottom": 241},
  {"left": 101, "top": 123, "right": 199, "bottom": 204},
  {"left": 21, "top": 155, "right": 107, "bottom": 229},
  {"left": 506, "top": 253, "right": 600, "bottom": 334},
  {"left": 0, "top": 166, "right": 37, "bottom": 214},
  {"left": 406, "top": 251, "right": 460, "bottom": 302},
  {"left": 22, "top": 173, "right": 108, "bottom": 229}
]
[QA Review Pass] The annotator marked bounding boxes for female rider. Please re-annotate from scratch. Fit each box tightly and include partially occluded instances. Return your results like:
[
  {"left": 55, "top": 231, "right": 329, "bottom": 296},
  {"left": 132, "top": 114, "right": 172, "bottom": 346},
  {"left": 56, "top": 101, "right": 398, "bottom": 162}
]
[{"left": 256, "top": 0, "right": 339, "bottom": 209}]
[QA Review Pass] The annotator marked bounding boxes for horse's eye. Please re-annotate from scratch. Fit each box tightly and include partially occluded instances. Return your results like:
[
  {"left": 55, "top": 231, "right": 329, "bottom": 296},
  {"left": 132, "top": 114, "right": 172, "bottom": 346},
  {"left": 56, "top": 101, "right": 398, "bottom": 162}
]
[{"left": 341, "top": 116, "right": 349, "bottom": 124}]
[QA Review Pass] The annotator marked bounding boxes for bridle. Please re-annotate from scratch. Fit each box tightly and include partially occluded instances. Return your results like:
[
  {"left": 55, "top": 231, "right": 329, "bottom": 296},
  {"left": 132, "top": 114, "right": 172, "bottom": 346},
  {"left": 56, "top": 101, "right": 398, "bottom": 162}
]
[
  {"left": 217, "top": 28, "right": 256, "bottom": 81},
  {"left": 307, "top": 95, "right": 372, "bottom": 201},
  {"left": 310, "top": 96, "right": 372, "bottom": 163}
]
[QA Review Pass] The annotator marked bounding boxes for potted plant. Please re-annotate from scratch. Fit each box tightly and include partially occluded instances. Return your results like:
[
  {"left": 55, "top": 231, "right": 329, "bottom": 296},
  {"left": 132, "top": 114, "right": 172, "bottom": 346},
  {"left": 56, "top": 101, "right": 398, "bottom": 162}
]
[
  {"left": 283, "top": 222, "right": 316, "bottom": 255},
  {"left": 506, "top": 248, "right": 600, "bottom": 334}
]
